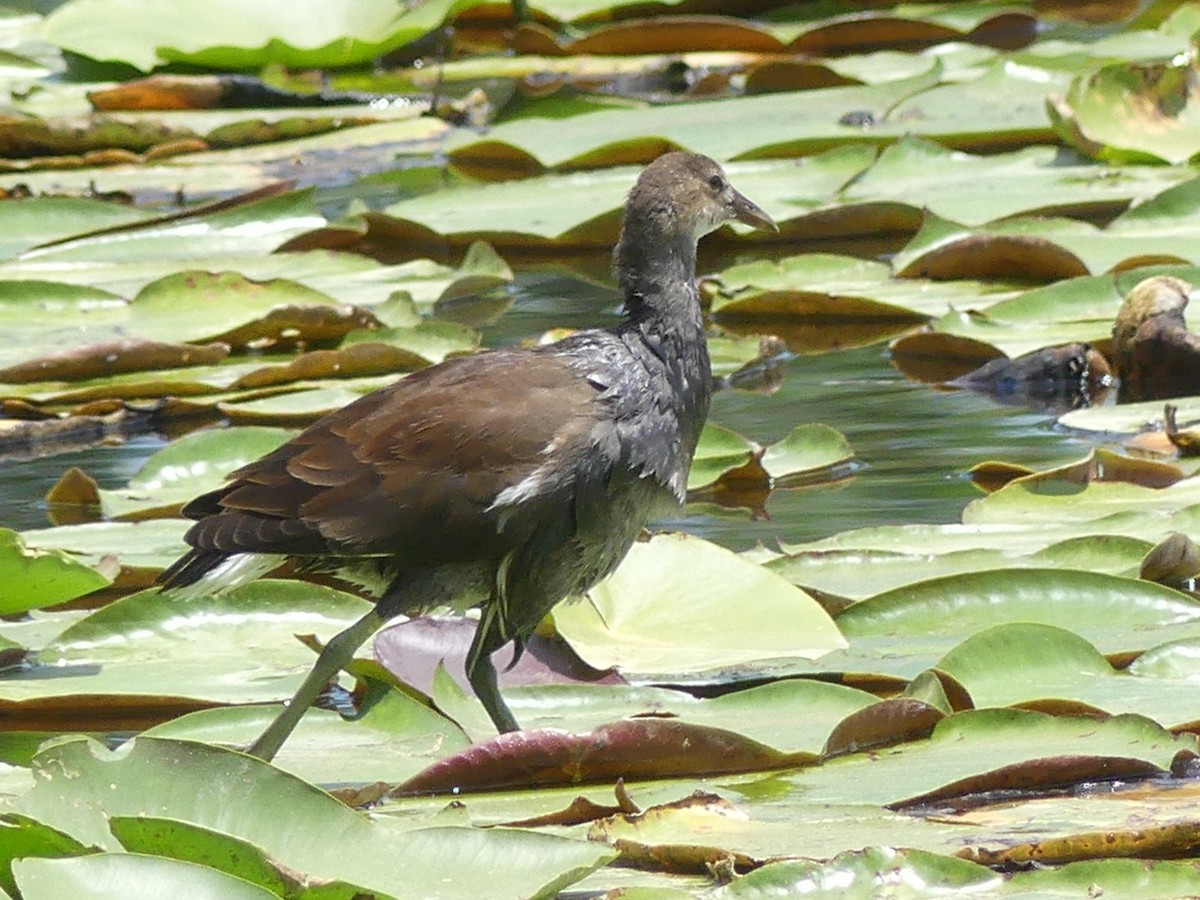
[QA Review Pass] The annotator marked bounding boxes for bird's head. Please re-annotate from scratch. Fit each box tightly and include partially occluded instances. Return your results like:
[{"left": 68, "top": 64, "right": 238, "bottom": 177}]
[
  {"left": 615, "top": 153, "right": 776, "bottom": 305},
  {"left": 624, "top": 152, "right": 777, "bottom": 243}
]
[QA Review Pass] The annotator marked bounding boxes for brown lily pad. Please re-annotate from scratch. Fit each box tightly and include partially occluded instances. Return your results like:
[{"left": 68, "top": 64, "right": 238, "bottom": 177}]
[
  {"left": 588, "top": 792, "right": 760, "bottom": 875},
  {"left": 959, "top": 820, "right": 1200, "bottom": 866},
  {"left": 889, "top": 330, "right": 1005, "bottom": 383},
  {"left": 1111, "top": 275, "right": 1200, "bottom": 403},
  {"left": 895, "top": 755, "right": 1165, "bottom": 810},
  {"left": 395, "top": 719, "right": 804, "bottom": 795},
  {"left": 0, "top": 339, "right": 229, "bottom": 385},
  {"left": 895, "top": 232, "right": 1089, "bottom": 282},
  {"left": 823, "top": 698, "right": 946, "bottom": 759}
]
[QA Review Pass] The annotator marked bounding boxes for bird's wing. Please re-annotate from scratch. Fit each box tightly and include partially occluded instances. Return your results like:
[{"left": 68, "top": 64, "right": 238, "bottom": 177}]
[{"left": 181, "top": 349, "right": 606, "bottom": 563}]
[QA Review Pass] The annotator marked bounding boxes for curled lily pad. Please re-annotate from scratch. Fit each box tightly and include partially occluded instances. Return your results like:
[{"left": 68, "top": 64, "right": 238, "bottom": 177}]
[{"left": 1051, "top": 54, "right": 1200, "bottom": 164}]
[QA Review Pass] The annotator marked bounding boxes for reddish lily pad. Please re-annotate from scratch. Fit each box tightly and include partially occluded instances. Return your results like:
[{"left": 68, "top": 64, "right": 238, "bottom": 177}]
[{"left": 398, "top": 719, "right": 806, "bottom": 795}]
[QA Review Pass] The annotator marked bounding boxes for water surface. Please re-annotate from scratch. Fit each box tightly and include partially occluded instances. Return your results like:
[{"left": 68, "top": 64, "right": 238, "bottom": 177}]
[{"left": 0, "top": 270, "right": 1102, "bottom": 547}]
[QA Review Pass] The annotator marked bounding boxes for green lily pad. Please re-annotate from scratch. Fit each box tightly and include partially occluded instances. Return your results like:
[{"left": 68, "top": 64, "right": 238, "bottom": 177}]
[
  {"left": 768, "top": 535, "right": 1148, "bottom": 602},
  {"left": 688, "top": 424, "right": 754, "bottom": 491},
  {"left": 15, "top": 736, "right": 615, "bottom": 899},
  {"left": 18, "top": 188, "right": 324, "bottom": 263},
  {"left": 0, "top": 814, "right": 91, "bottom": 900},
  {"left": 1051, "top": 54, "right": 1200, "bottom": 164},
  {"left": 791, "top": 708, "right": 1194, "bottom": 807},
  {"left": 0, "top": 528, "right": 110, "bottom": 615},
  {"left": 41, "top": 0, "right": 488, "bottom": 71},
  {"left": 376, "top": 150, "right": 875, "bottom": 249},
  {"left": 87, "top": 425, "right": 292, "bottom": 519},
  {"left": 761, "top": 424, "right": 855, "bottom": 481},
  {"left": 14, "top": 853, "right": 280, "bottom": 900},
  {"left": 145, "top": 685, "right": 471, "bottom": 786},
  {"left": 841, "top": 137, "right": 1192, "bottom": 227},
  {"left": 936, "top": 622, "right": 1200, "bottom": 728},
  {"left": 964, "top": 474, "right": 1200, "bottom": 527},
  {"left": 0, "top": 581, "right": 372, "bottom": 712},
  {"left": 837, "top": 568, "right": 1200, "bottom": 656},
  {"left": 717, "top": 847, "right": 999, "bottom": 898},
  {"left": 0, "top": 244, "right": 512, "bottom": 313},
  {"left": 0, "top": 197, "right": 150, "bottom": 259},
  {"left": 554, "top": 532, "right": 846, "bottom": 676}
]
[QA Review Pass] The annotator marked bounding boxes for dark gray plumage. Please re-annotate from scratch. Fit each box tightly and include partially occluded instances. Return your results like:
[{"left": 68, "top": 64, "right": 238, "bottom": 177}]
[{"left": 158, "top": 152, "right": 777, "bottom": 760}]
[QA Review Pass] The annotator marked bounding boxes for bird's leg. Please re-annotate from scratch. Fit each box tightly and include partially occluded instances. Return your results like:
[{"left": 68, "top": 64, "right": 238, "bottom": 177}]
[
  {"left": 246, "top": 604, "right": 389, "bottom": 762},
  {"left": 465, "top": 616, "right": 520, "bottom": 734}
]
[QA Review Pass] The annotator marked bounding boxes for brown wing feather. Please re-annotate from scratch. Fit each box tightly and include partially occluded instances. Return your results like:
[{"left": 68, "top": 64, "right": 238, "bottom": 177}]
[{"left": 179, "top": 348, "right": 602, "bottom": 568}]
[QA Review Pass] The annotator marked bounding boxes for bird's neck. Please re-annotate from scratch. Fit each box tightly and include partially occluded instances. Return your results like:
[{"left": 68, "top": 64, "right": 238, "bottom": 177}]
[
  {"left": 615, "top": 226, "right": 712, "bottom": 480},
  {"left": 615, "top": 228, "right": 699, "bottom": 325}
]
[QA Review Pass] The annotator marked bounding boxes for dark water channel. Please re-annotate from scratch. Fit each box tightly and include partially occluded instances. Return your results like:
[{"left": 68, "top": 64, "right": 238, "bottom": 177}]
[{"left": 0, "top": 269, "right": 1104, "bottom": 547}]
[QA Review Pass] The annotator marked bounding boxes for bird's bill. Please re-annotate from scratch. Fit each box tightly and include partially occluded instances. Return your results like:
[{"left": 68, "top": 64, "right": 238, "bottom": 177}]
[{"left": 730, "top": 190, "right": 778, "bottom": 232}]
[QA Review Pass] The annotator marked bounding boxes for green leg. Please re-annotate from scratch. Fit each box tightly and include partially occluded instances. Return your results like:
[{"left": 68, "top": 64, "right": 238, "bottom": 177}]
[
  {"left": 466, "top": 618, "right": 520, "bottom": 734},
  {"left": 247, "top": 605, "right": 388, "bottom": 762}
]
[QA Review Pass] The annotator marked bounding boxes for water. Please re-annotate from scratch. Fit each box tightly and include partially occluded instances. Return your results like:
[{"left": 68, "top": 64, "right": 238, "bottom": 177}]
[{"left": 0, "top": 270, "right": 1103, "bottom": 545}]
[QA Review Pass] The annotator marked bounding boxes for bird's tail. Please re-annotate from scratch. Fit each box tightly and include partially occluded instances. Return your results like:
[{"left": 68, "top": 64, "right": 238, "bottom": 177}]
[{"left": 157, "top": 550, "right": 285, "bottom": 600}]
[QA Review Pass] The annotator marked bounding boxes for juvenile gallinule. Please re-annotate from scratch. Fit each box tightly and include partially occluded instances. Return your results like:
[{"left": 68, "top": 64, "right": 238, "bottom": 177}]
[{"left": 159, "top": 152, "right": 777, "bottom": 760}]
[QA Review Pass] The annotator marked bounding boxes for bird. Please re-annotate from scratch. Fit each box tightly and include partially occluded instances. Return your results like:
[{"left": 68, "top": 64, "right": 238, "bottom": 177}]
[{"left": 157, "top": 152, "right": 777, "bottom": 761}]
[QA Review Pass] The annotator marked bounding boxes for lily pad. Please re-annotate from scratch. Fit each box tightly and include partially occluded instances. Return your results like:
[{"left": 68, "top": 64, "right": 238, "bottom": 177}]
[
  {"left": 41, "top": 0, "right": 488, "bottom": 72},
  {"left": 554, "top": 532, "right": 846, "bottom": 676},
  {"left": 15, "top": 736, "right": 615, "bottom": 899},
  {"left": 792, "top": 708, "right": 1194, "bottom": 808},
  {"left": 1051, "top": 54, "right": 1200, "bottom": 164},
  {"left": 0, "top": 527, "right": 110, "bottom": 615},
  {"left": 70, "top": 425, "right": 293, "bottom": 520},
  {"left": 14, "top": 853, "right": 280, "bottom": 900},
  {"left": 936, "top": 622, "right": 1200, "bottom": 729},
  {"left": 837, "top": 568, "right": 1200, "bottom": 657}
]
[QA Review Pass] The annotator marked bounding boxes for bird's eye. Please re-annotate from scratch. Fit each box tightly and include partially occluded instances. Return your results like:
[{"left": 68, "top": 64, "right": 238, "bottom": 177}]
[{"left": 707, "top": 175, "right": 724, "bottom": 192}]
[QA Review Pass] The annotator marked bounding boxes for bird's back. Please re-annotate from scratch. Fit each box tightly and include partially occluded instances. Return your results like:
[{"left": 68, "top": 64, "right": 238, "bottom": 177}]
[{"left": 160, "top": 322, "right": 705, "bottom": 610}]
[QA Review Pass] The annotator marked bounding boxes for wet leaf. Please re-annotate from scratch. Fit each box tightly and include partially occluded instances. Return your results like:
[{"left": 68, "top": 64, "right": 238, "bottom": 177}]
[
  {"left": 840, "top": 136, "right": 1191, "bottom": 226},
  {"left": 69, "top": 426, "right": 293, "bottom": 520},
  {"left": 837, "top": 568, "right": 1200, "bottom": 657},
  {"left": 0, "top": 197, "right": 148, "bottom": 259},
  {"left": 20, "top": 519, "right": 192, "bottom": 575},
  {"left": 687, "top": 424, "right": 753, "bottom": 491},
  {"left": 936, "top": 622, "right": 1200, "bottom": 730},
  {"left": 145, "top": 686, "right": 472, "bottom": 803},
  {"left": 0, "top": 581, "right": 372, "bottom": 722}
]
